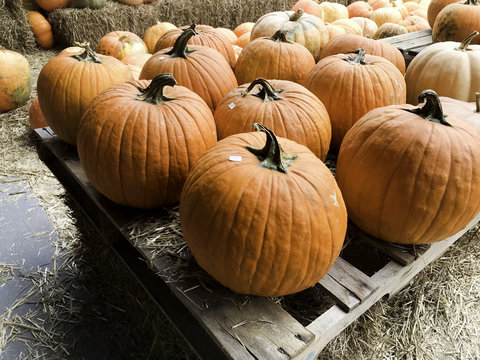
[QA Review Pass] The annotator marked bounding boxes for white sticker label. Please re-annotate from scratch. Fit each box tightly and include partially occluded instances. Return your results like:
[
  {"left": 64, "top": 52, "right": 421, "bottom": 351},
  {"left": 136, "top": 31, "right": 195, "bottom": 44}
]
[
  {"left": 159, "top": 56, "right": 165, "bottom": 60},
  {"left": 228, "top": 102, "right": 236, "bottom": 109},
  {"left": 229, "top": 156, "right": 242, "bottom": 162}
]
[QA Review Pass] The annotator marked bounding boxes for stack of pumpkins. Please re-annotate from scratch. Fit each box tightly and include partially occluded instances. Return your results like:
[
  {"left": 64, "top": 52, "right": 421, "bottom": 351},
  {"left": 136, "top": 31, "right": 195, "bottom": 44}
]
[{"left": 22, "top": 7, "right": 480, "bottom": 297}]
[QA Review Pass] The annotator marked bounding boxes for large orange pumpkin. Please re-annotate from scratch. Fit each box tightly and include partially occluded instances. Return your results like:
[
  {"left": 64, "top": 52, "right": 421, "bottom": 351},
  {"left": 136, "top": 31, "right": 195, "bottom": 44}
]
[
  {"left": 77, "top": 73, "right": 217, "bottom": 209},
  {"left": 179, "top": 124, "right": 347, "bottom": 296},
  {"left": 37, "top": 44, "right": 132, "bottom": 145},
  {"left": 140, "top": 28, "right": 238, "bottom": 111},
  {"left": 96, "top": 31, "right": 148, "bottom": 61},
  {"left": 304, "top": 48, "right": 406, "bottom": 151},
  {"left": 153, "top": 24, "right": 236, "bottom": 68},
  {"left": 336, "top": 90, "right": 480, "bottom": 244},
  {"left": 432, "top": 0, "right": 480, "bottom": 43},
  {"left": 28, "top": 11, "right": 54, "bottom": 49},
  {"left": 214, "top": 78, "right": 331, "bottom": 160},
  {"left": 250, "top": 9, "right": 329, "bottom": 61},
  {"left": 405, "top": 31, "right": 480, "bottom": 104},
  {"left": 319, "top": 33, "right": 406, "bottom": 74},
  {"left": 234, "top": 29, "right": 316, "bottom": 85},
  {"left": 0, "top": 47, "right": 31, "bottom": 113}
]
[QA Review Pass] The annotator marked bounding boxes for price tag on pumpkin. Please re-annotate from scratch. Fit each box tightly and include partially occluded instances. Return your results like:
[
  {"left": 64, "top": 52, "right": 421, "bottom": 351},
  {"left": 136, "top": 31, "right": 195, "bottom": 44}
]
[{"left": 229, "top": 156, "right": 242, "bottom": 162}]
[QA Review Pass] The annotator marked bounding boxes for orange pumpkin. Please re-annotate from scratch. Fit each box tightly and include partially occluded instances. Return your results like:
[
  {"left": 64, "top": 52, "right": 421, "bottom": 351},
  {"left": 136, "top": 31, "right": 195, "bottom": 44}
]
[
  {"left": 291, "top": 0, "right": 325, "bottom": 17},
  {"left": 121, "top": 53, "right": 152, "bottom": 68},
  {"left": 427, "top": 0, "right": 461, "bottom": 27},
  {"left": 96, "top": 31, "right": 148, "bottom": 61},
  {"left": 234, "top": 32, "right": 251, "bottom": 47},
  {"left": 29, "top": 97, "right": 48, "bottom": 129},
  {"left": 234, "top": 29, "right": 316, "bottom": 85},
  {"left": 370, "top": 7, "right": 404, "bottom": 26},
  {"left": 143, "top": 21, "right": 177, "bottom": 53},
  {"left": 319, "top": 33, "right": 406, "bottom": 74},
  {"left": 179, "top": 124, "right": 347, "bottom": 296},
  {"left": 432, "top": 0, "right": 480, "bottom": 44},
  {"left": 373, "top": 22, "right": 408, "bottom": 38},
  {"left": 336, "top": 90, "right": 480, "bottom": 244},
  {"left": 233, "top": 22, "right": 255, "bottom": 38},
  {"left": 77, "top": 73, "right": 217, "bottom": 209},
  {"left": 28, "top": 11, "right": 54, "bottom": 49},
  {"left": 250, "top": 9, "right": 329, "bottom": 61},
  {"left": 214, "top": 78, "right": 331, "bottom": 159},
  {"left": 304, "top": 48, "right": 406, "bottom": 151},
  {"left": 154, "top": 24, "right": 236, "bottom": 68},
  {"left": 347, "top": 1, "right": 375, "bottom": 18},
  {"left": 0, "top": 47, "right": 31, "bottom": 113},
  {"left": 349, "top": 17, "right": 379, "bottom": 37},
  {"left": 37, "top": 44, "right": 132, "bottom": 145},
  {"left": 216, "top": 27, "right": 238, "bottom": 44},
  {"left": 140, "top": 28, "right": 238, "bottom": 111},
  {"left": 400, "top": 15, "right": 430, "bottom": 31}
]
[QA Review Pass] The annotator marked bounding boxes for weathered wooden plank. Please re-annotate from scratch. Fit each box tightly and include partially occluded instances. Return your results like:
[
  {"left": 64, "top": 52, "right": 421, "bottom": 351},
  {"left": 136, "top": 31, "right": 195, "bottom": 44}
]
[
  {"left": 380, "top": 29, "right": 432, "bottom": 45},
  {"left": 294, "top": 211, "right": 480, "bottom": 360},
  {"left": 318, "top": 273, "right": 360, "bottom": 312}
]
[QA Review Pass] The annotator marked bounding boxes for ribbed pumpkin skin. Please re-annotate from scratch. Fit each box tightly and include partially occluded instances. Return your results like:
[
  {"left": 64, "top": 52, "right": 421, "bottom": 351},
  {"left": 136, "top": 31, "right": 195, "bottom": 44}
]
[
  {"left": 214, "top": 79, "right": 331, "bottom": 159},
  {"left": 180, "top": 131, "right": 347, "bottom": 296},
  {"left": 427, "top": 0, "right": 461, "bottom": 27},
  {"left": 319, "top": 34, "right": 406, "bottom": 74},
  {"left": 433, "top": 1, "right": 480, "bottom": 43},
  {"left": 250, "top": 10, "right": 329, "bottom": 61},
  {"left": 37, "top": 51, "right": 131, "bottom": 145},
  {"left": 234, "top": 35, "right": 315, "bottom": 85},
  {"left": 28, "top": 11, "right": 54, "bottom": 49},
  {"left": 140, "top": 45, "right": 237, "bottom": 111},
  {"left": 77, "top": 79, "right": 217, "bottom": 209},
  {"left": 336, "top": 104, "right": 480, "bottom": 244},
  {"left": 0, "top": 48, "right": 31, "bottom": 113},
  {"left": 405, "top": 38, "right": 480, "bottom": 104},
  {"left": 154, "top": 26, "right": 236, "bottom": 68},
  {"left": 373, "top": 22, "right": 408, "bottom": 39},
  {"left": 349, "top": 17, "right": 379, "bottom": 37},
  {"left": 439, "top": 95, "right": 480, "bottom": 132},
  {"left": 304, "top": 51, "right": 406, "bottom": 151},
  {"left": 96, "top": 31, "right": 148, "bottom": 61},
  {"left": 29, "top": 97, "right": 47, "bottom": 129}
]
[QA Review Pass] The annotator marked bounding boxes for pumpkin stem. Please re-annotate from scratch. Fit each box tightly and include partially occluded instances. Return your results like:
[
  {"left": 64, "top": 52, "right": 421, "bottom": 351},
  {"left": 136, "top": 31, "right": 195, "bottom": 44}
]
[
  {"left": 456, "top": 31, "right": 479, "bottom": 51},
  {"left": 464, "top": 0, "right": 479, "bottom": 5},
  {"left": 72, "top": 41, "right": 103, "bottom": 63},
  {"left": 289, "top": 8, "right": 304, "bottom": 21},
  {"left": 343, "top": 48, "right": 367, "bottom": 65},
  {"left": 246, "top": 123, "right": 297, "bottom": 173},
  {"left": 269, "top": 29, "right": 292, "bottom": 43},
  {"left": 136, "top": 73, "right": 177, "bottom": 104},
  {"left": 245, "top": 78, "right": 283, "bottom": 102},
  {"left": 165, "top": 26, "right": 198, "bottom": 59},
  {"left": 405, "top": 89, "right": 452, "bottom": 126},
  {"left": 476, "top": 92, "right": 480, "bottom": 113}
]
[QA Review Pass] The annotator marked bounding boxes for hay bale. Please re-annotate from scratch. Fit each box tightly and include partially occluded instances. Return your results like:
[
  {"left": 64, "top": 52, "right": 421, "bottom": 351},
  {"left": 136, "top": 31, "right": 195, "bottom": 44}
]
[
  {"left": 0, "top": 0, "right": 36, "bottom": 52},
  {"left": 48, "top": 0, "right": 295, "bottom": 47}
]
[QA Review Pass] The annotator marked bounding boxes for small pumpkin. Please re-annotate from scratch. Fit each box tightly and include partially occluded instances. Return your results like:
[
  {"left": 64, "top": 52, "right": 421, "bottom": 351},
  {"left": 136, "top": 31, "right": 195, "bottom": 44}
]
[
  {"left": 140, "top": 28, "right": 238, "bottom": 111},
  {"left": 77, "top": 73, "right": 217, "bottom": 209},
  {"left": 349, "top": 17, "right": 379, "bottom": 37},
  {"left": 347, "top": 1, "right": 375, "bottom": 18},
  {"left": 179, "top": 123, "right": 347, "bottom": 296},
  {"left": 336, "top": 90, "right": 480, "bottom": 244},
  {"left": 370, "top": 7, "right": 404, "bottom": 26},
  {"left": 34, "top": 0, "right": 68, "bottom": 11},
  {"left": 37, "top": 43, "right": 132, "bottom": 145},
  {"left": 233, "top": 22, "right": 255, "bottom": 38},
  {"left": 432, "top": 0, "right": 480, "bottom": 44},
  {"left": 405, "top": 31, "right": 480, "bottom": 103},
  {"left": 332, "top": 19, "right": 364, "bottom": 36},
  {"left": 154, "top": 24, "right": 236, "bottom": 68},
  {"left": 0, "top": 47, "right": 31, "bottom": 113},
  {"left": 143, "top": 21, "right": 177, "bottom": 53},
  {"left": 69, "top": 0, "right": 107, "bottom": 8},
  {"left": 28, "top": 11, "right": 54, "bottom": 49},
  {"left": 235, "top": 32, "right": 251, "bottom": 47},
  {"left": 96, "top": 31, "right": 148, "bottom": 61},
  {"left": 319, "top": 33, "right": 406, "bottom": 74},
  {"left": 304, "top": 48, "right": 406, "bottom": 151},
  {"left": 399, "top": 15, "right": 430, "bottom": 32},
  {"left": 367, "top": 0, "right": 391, "bottom": 10},
  {"left": 373, "top": 22, "right": 408, "bottom": 39},
  {"left": 29, "top": 97, "right": 48, "bottom": 129},
  {"left": 214, "top": 78, "right": 331, "bottom": 160},
  {"left": 291, "top": 0, "right": 325, "bottom": 17},
  {"left": 234, "top": 29, "right": 316, "bottom": 85},
  {"left": 250, "top": 9, "right": 329, "bottom": 61}
]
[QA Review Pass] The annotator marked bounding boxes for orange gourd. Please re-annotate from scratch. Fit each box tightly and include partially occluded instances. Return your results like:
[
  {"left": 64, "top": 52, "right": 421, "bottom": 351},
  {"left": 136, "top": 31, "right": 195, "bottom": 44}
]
[
  {"left": 336, "top": 90, "right": 480, "bottom": 244},
  {"left": 180, "top": 124, "right": 347, "bottom": 296}
]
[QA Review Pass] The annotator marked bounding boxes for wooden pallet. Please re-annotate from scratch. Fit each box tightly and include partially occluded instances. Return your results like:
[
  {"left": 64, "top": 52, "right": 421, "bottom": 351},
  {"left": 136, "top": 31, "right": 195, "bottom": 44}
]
[
  {"left": 380, "top": 29, "right": 433, "bottom": 67},
  {"left": 34, "top": 127, "right": 480, "bottom": 360}
]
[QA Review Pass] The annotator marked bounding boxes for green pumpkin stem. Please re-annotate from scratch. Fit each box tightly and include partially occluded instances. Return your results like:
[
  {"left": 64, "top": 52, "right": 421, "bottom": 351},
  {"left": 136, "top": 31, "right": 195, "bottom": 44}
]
[
  {"left": 344, "top": 48, "right": 367, "bottom": 65},
  {"left": 246, "top": 123, "right": 297, "bottom": 173},
  {"left": 270, "top": 29, "right": 291, "bottom": 43},
  {"left": 73, "top": 41, "right": 103, "bottom": 63},
  {"left": 136, "top": 73, "right": 177, "bottom": 104},
  {"left": 289, "top": 8, "right": 304, "bottom": 21},
  {"left": 245, "top": 78, "right": 283, "bottom": 102},
  {"left": 165, "top": 26, "right": 197, "bottom": 59},
  {"left": 456, "top": 31, "right": 479, "bottom": 51},
  {"left": 405, "top": 90, "right": 452, "bottom": 126}
]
